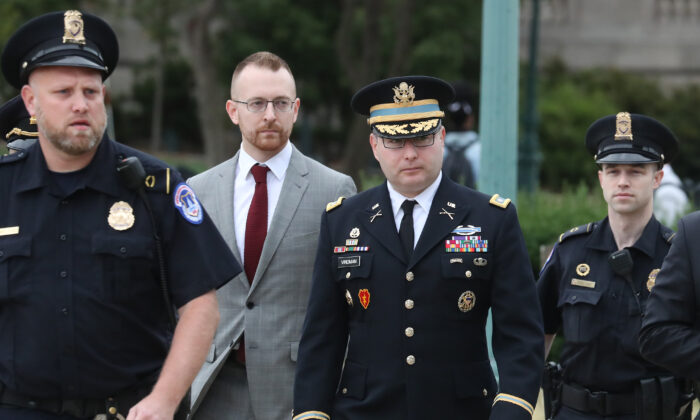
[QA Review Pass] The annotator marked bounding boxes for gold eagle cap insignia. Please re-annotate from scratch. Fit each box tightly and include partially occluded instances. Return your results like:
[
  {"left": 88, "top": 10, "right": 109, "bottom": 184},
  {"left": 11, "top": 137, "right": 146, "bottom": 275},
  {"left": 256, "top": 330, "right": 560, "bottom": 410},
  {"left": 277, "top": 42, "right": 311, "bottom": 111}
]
[{"left": 392, "top": 82, "right": 415, "bottom": 105}]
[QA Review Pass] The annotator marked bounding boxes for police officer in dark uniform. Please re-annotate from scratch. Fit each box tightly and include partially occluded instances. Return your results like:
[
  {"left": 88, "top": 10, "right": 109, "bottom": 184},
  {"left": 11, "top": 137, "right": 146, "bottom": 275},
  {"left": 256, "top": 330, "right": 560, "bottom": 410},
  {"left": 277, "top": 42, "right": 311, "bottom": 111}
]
[
  {"left": 0, "top": 95, "right": 38, "bottom": 155},
  {"left": 0, "top": 10, "right": 241, "bottom": 420},
  {"left": 538, "top": 112, "right": 692, "bottom": 420},
  {"left": 293, "top": 76, "right": 543, "bottom": 420}
]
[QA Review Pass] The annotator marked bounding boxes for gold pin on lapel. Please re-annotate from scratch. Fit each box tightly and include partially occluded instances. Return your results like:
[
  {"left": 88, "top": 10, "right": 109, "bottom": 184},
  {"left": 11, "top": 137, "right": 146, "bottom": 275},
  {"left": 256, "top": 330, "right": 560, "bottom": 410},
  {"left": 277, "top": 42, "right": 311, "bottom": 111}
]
[
  {"left": 439, "top": 208, "right": 455, "bottom": 220},
  {"left": 447, "top": 202, "right": 456, "bottom": 208},
  {"left": 370, "top": 209, "right": 383, "bottom": 223}
]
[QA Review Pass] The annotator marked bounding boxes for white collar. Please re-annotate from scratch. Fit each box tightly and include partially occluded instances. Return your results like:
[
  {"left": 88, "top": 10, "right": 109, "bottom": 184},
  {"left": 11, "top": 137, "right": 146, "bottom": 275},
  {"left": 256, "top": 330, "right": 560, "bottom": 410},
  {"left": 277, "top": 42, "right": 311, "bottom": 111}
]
[
  {"left": 387, "top": 171, "right": 442, "bottom": 216},
  {"left": 238, "top": 141, "right": 292, "bottom": 180}
]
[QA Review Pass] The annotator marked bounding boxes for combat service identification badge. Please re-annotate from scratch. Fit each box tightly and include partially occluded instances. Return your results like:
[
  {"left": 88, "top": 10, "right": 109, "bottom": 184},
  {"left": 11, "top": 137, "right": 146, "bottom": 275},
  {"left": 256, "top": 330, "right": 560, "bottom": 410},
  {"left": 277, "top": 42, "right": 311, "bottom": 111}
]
[
  {"left": 108, "top": 201, "right": 135, "bottom": 231},
  {"left": 647, "top": 269, "right": 660, "bottom": 292},
  {"left": 458, "top": 290, "right": 476, "bottom": 312},
  {"left": 358, "top": 289, "right": 370, "bottom": 309}
]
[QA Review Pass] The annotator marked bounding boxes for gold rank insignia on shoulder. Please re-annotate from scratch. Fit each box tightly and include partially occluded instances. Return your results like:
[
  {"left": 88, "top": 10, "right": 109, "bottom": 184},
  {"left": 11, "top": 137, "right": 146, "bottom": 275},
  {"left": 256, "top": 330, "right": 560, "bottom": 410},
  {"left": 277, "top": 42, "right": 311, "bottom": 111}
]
[
  {"left": 63, "top": 10, "right": 86, "bottom": 45},
  {"left": 647, "top": 268, "right": 660, "bottom": 292},
  {"left": 575, "top": 263, "right": 590, "bottom": 277},
  {"left": 326, "top": 196, "right": 345, "bottom": 212},
  {"left": 489, "top": 194, "right": 511, "bottom": 209},
  {"left": 108, "top": 201, "right": 135, "bottom": 231}
]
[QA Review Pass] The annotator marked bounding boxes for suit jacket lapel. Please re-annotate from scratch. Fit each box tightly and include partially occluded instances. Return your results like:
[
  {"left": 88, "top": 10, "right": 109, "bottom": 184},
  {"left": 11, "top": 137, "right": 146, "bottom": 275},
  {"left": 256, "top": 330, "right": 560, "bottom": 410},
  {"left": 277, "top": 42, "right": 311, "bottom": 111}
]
[
  {"left": 357, "top": 183, "right": 407, "bottom": 263},
  {"left": 410, "top": 177, "right": 471, "bottom": 266},
  {"left": 249, "top": 145, "right": 310, "bottom": 293}
]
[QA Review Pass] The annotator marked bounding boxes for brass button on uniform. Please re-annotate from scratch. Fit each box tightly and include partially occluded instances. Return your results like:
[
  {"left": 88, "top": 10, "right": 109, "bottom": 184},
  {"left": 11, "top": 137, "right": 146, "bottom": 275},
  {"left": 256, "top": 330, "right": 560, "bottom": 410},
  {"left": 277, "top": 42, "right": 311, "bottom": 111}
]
[
  {"left": 346, "top": 272, "right": 351, "bottom": 279},
  {"left": 482, "top": 388, "right": 488, "bottom": 396},
  {"left": 342, "top": 388, "right": 348, "bottom": 394},
  {"left": 406, "top": 272, "right": 414, "bottom": 282},
  {"left": 405, "top": 327, "right": 414, "bottom": 337},
  {"left": 406, "top": 355, "right": 416, "bottom": 365},
  {"left": 465, "top": 270, "right": 472, "bottom": 278},
  {"left": 404, "top": 299, "right": 414, "bottom": 309}
]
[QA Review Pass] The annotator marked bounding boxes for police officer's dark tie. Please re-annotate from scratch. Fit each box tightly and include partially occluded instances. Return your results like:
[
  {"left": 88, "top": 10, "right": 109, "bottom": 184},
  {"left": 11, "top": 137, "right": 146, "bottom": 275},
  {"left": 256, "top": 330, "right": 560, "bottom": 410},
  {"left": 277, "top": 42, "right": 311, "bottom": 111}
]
[
  {"left": 238, "top": 163, "right": 269, "bottom": 363},
  {"left": 399, "top": 199, "right": 416, "bottom": 260}
]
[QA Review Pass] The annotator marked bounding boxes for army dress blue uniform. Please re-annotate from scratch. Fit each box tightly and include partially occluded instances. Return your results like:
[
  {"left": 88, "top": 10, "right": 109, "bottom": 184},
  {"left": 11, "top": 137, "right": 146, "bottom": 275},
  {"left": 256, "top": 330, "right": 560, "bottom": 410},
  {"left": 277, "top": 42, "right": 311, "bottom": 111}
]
[
  {"left": 0, "top": 136, "right": 241, "bottom": 417},
  {"left": 640, "top": 210, "right": 700, "bottom": 380},
  {"left": 293, "top": 175, "right": 543, "bottom": 420},
  {"left": 538, "top": 217, "right": 678, "bottom": 419}
]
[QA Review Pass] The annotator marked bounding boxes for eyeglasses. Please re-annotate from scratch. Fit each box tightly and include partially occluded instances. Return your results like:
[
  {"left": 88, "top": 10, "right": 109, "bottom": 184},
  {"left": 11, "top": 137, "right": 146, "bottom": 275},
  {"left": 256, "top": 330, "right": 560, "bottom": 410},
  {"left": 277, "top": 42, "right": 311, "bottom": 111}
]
[
  {"left": 232, "top": 97, "right": 295, "bottom": 113},
  {"left": 375, "top": 132, "right": 437, "bottom": 149}
]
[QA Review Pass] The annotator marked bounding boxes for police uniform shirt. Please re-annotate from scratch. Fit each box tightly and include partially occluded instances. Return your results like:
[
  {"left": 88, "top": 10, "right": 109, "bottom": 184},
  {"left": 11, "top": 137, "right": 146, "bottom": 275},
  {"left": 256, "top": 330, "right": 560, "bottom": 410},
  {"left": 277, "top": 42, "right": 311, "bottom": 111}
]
[
  {"left": 538, "top": 216, "right": 674, "bottom": 392},
  {"left": 293, "top": 176, "right": 543, "bottom": 420},
  {"left": 0, "top": 136, "right": 241, "bottom": 398}
]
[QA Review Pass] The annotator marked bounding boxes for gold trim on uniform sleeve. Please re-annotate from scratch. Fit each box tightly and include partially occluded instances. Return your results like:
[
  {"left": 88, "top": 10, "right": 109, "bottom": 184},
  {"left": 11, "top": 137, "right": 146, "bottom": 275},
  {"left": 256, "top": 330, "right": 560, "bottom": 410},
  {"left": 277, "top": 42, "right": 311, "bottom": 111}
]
[
  {"left": 292, "top": 411, "right": 331, "bottom": 420},
  {"left": 492, "top": 393, "right": 534, "bottom": 416}
]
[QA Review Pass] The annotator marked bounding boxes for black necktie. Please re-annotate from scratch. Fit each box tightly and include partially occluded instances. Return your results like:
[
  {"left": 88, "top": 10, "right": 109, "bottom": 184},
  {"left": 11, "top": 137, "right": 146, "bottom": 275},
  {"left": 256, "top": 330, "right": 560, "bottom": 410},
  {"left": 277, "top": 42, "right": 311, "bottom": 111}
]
[{"left": 399, "top": 200, "right": 416, "bottom": 260}]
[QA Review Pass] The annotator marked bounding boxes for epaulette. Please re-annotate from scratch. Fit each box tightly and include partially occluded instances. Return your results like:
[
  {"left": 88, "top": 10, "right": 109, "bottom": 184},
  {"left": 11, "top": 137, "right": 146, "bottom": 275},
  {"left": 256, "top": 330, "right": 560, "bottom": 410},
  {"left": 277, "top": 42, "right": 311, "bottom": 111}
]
[
  {"left": 143, "top": 166, "right": 172, "bottom": 195},
  {"left": 559, "top": 222, "right": 597, "bottom": 243},
  {"left": 0, "top": 149, "right": 29, "bottom": 164},
  {"left": 659, "top": 224, "right": 676, "bottom": 244},
  {"left": 489, "top": 194, "right": 511, "bottom": 209},
  {"left": 326, "top": 196, "right": 345, "bottom": 212}
]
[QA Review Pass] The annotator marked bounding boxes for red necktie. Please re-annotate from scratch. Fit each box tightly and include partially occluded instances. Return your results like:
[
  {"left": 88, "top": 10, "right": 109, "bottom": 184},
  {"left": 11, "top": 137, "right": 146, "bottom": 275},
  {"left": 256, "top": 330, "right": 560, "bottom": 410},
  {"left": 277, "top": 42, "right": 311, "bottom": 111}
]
[
  {"left": 237, "top": 164, "right": 269, "bottom": 364},
  {"left": 244, "top": 164, "right": 270, "bottom": 282}
]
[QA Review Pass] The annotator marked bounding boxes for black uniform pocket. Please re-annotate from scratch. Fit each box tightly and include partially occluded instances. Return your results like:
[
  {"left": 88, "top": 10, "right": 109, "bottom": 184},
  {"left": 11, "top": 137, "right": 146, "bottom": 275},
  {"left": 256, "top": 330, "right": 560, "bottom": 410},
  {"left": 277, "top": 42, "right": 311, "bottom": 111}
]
[
  {"left": 91, "top": 233, "right": 154, "bottom": 302},
  {"left": 557, "top": 288, "right": 603, "bottom": 344},
  {"left": 441, "top": 254, "right": 490, "bottom": 319},
  {"left": 337, "top": 360, "right": 367, "bottom": 400},
  {"left": 0, "top": 236, "right": 32, "bottom": 301}
]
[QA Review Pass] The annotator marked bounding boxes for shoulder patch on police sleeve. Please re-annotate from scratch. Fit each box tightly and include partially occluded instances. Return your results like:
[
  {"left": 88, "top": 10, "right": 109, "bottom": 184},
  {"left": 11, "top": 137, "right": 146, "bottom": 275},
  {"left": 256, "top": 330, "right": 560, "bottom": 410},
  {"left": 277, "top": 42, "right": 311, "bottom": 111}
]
[
  {"left": 173, "top": 182, "right": 203, "bottom": 224},
  {"left": 559, "top": 222, "right": 596, "bottom": 243},
  {"left": 144, "top": 167, "right": 172, "bottom": 194},
  {"left": 489, "top": 194, "right": 511, "bottom": 209},
  {"left": 326, "top": 196, "right": 345, "bottom": 212}
]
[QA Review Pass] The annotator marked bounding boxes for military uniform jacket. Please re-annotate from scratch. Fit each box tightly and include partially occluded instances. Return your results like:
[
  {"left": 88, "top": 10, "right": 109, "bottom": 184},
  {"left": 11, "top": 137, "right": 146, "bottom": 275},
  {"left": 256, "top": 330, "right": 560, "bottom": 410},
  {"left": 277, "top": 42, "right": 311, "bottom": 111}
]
[
  {"left": 0, "top": 137, "right": 241, "bottom": 399},
  {"left": 538, "top": 216, "right": 674, "bottom": 392},
  {"left": 293, "top": 176, "right": 543, "bottom": 420},
  {"left": 640, "top": 211, "right": 700, "bottom": 380}
]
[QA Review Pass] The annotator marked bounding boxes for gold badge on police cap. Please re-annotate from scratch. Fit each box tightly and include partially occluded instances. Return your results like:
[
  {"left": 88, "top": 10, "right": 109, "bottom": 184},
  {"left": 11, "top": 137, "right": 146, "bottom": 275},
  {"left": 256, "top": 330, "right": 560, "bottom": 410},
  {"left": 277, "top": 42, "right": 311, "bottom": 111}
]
[
  {"left": 647, "top": 268, "right": 660, "bottom": 292},
  {"left": 63, "top": 10, "right": 87, "bottom": 45},
  {"left": 575, "top": 263, "right": 591, "bottom": 277},
  {"left": 108, "top": 201, "right": 135, "bottom": 231},
  {"left": 614, "top": 112, "right": 633, "bottom": 141},
  {"left": 458, "top": 290, "right": 476, "bottom": 313}
]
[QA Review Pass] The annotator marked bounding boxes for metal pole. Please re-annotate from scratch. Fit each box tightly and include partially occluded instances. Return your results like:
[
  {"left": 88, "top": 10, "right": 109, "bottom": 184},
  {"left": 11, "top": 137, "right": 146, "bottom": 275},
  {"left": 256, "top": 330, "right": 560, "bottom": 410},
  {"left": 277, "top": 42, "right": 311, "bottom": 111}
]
[
  {"left": 479, "top": 0, "right": 519, "bottom": 204},
  {"left": 519, "top": 0, "right": 541, "bottom": 193}
]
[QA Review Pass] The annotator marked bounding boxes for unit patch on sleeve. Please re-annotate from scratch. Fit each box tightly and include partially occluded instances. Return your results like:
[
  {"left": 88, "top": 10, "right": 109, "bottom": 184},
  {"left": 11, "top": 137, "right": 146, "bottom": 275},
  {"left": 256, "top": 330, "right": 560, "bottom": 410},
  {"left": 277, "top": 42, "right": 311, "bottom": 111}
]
[{"left": 173, "top": 182, "right": 203, "bottom": 224}]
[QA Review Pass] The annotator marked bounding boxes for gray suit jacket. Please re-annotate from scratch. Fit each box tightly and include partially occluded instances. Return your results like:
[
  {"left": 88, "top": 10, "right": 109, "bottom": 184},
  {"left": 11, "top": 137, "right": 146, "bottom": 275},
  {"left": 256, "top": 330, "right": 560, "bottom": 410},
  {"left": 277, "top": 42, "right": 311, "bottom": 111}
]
[{"left": 187, "top": 144, "right": 356, "bottom": 419}]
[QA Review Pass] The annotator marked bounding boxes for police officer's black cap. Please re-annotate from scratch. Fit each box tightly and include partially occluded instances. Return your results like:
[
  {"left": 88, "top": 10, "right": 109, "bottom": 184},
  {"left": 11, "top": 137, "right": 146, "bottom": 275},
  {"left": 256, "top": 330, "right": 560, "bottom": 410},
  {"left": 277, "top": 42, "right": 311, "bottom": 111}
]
[
  {"left": 351, "top": 75, "right": 455, "bottom": 140},
  {"left": 2, "top": 10, "right": 119, "bottom": 90},
  {"left": 585, "top": 112, "right": 678, "bottom": 164},
  {"left": 0, "top": 95, "right": 37, "bottom": 144}
]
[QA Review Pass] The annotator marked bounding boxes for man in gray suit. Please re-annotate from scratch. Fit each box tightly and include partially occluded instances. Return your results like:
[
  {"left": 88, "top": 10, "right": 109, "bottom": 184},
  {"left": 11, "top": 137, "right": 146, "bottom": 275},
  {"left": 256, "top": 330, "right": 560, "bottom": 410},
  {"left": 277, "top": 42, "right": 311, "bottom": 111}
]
[{"left": 187, "top": 51, "right": 356, "bottom": 419}]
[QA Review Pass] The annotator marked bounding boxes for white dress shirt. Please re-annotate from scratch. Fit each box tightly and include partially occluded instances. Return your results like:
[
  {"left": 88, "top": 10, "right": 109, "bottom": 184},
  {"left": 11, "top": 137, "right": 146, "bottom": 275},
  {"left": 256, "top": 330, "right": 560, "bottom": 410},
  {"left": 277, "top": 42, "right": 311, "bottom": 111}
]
[
  {"left": 387, "top": 171, "right": 442, "bottom": 249},
  {"left": 234, "top": 141, "right": 292, "bottom": 259}
]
